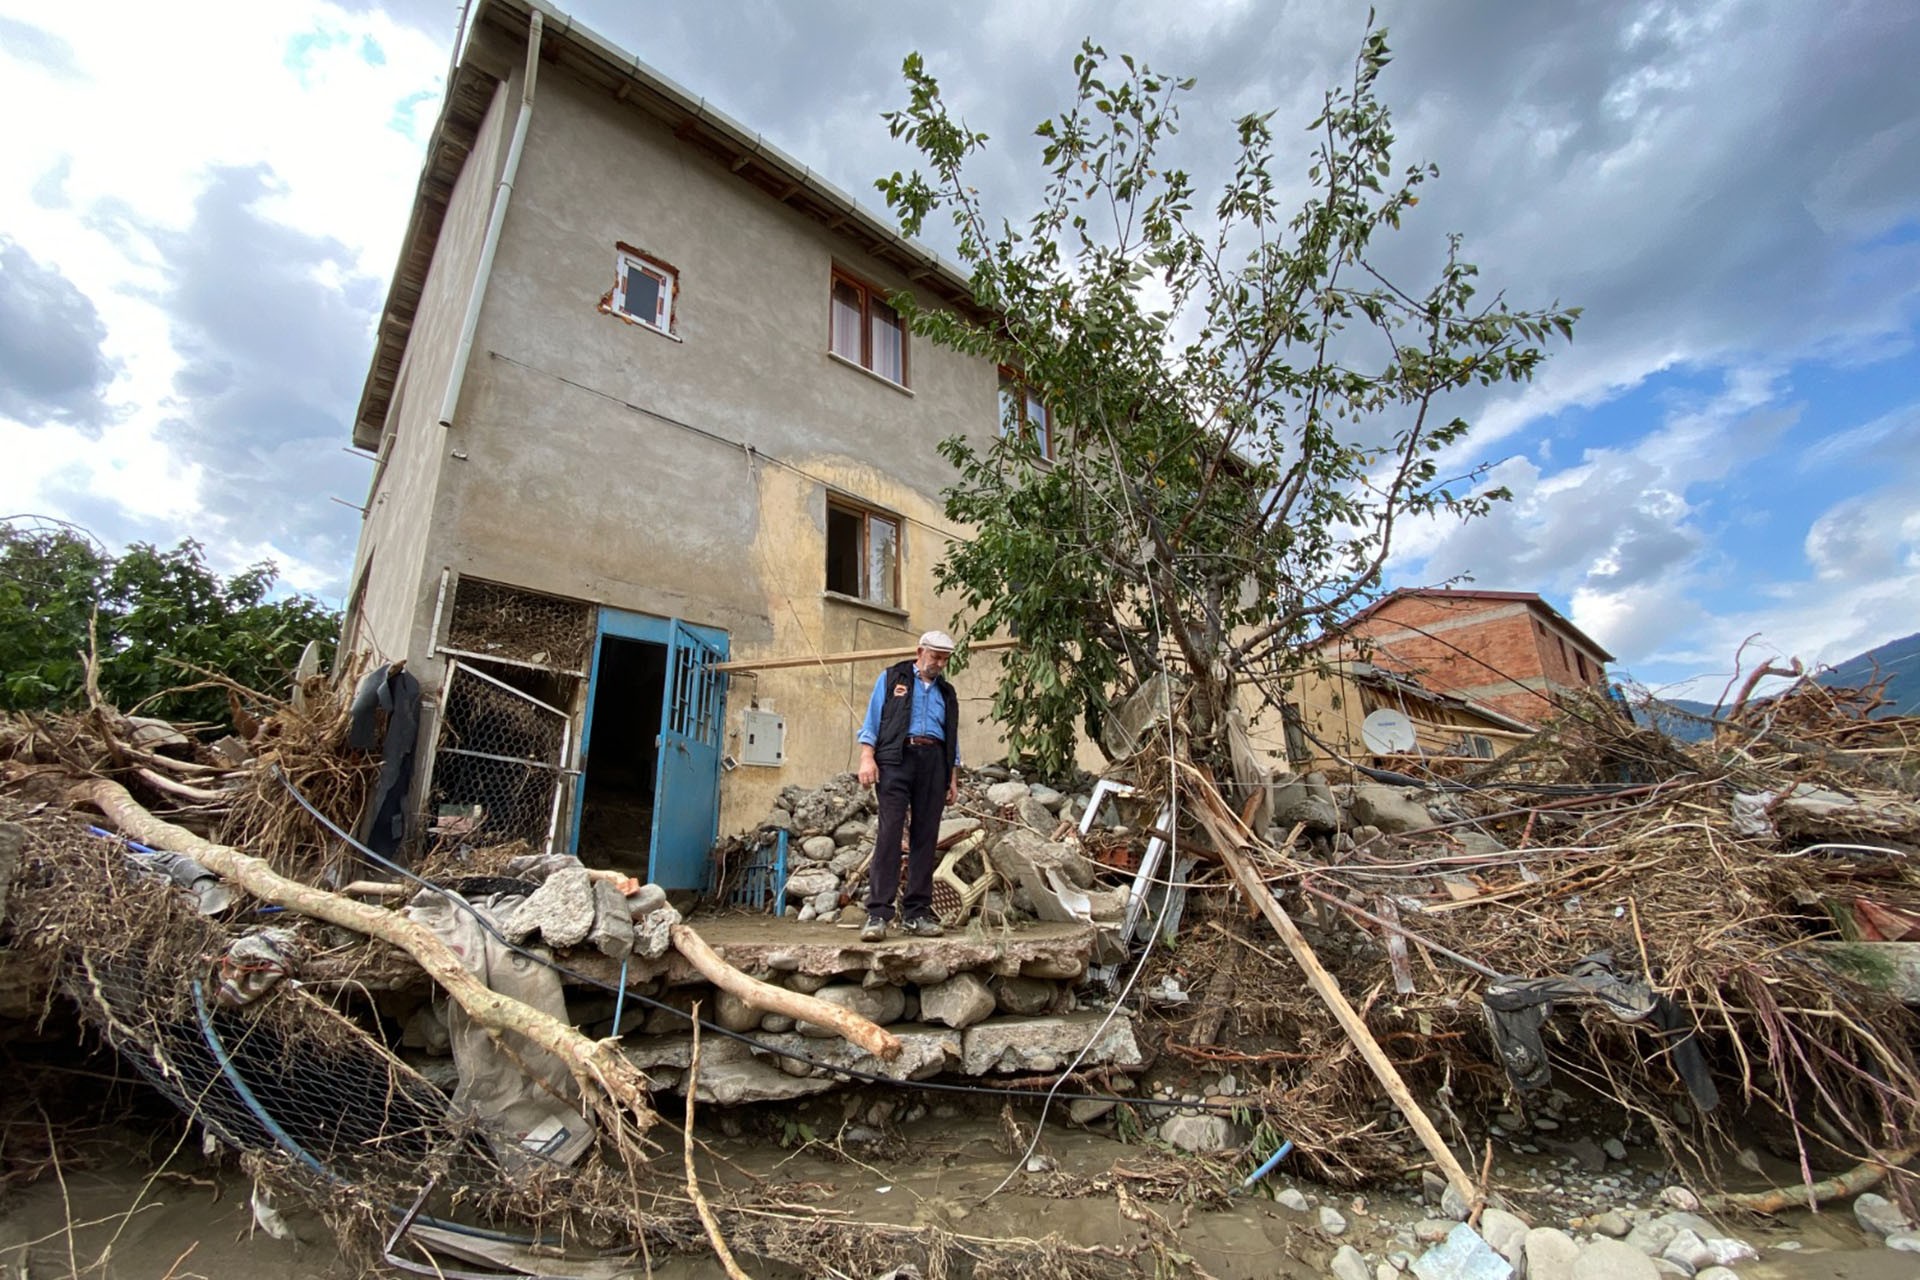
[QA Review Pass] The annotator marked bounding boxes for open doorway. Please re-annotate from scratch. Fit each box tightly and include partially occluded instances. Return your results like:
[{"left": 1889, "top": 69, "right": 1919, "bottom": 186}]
[{"left": 576, "top": 636, "right": 666, "bottom": 879}]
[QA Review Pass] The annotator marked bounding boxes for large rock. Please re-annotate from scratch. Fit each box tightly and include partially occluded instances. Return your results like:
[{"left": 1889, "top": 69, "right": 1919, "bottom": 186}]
[
  {"left": 919, "top": 973, "right": 996, "bottom": 1029},
  {"left": 829, "top": 846, "right": 868, "bottom": 876},
  {"left": 1067, "top": 1097, "right": 1115, "bottom": 1125},
  {"left": 713, "top": 990, "right": 763, "bottom": 1032},
  {"left": 986, "top": 827, "right": 1096, "bottom": 894},
  {"left": 1349, "top": 784, "right": 1434, "bottom": 834},
  {"left": 1524, "top": 1227, "right": 1580, "bottom": 1280},
  {"left": 1269, "top": 776, "right": 1338, "bottom": 833},
  {"left": 1661, "top": 1230, "right": 1713, "bottom": 1271},
  {"left": 633, "top": 902, "right": 680, "bottom": 959},
  {"left": 1411, "top": 1224, "right": 1511, "bottom": 1280},
  {"left": 1329, "top": 1245, "right": 1370, "bottom": 1280},
  {"left": 1478, "top": 1208, "right": 1528, "bottom": 1266},
  {"left": 799, "top": 835, "right": 838, "bottom": 862},
  {"left": 795, "top": 982, "right": 906, "bottom": 1036},
  {"left": 1623, "top": 1219, "right": 1677, "bottom": 1257},
  {"left": 831, "top": 819, "right": 870, "bottom": 846},
  {"left": 1855, "top": 1192, "right": 1912, "bottom": 1236},
  {"left": 986, "top": 781, "right": 1031, "bottom": 808},
  {"left": 1029, "top": 784, "right": 1065, "bottom": 811},
  {"left": 784, "top": 868, "right": 839, "bottom": 901},
  {"left": 1159, "top": 1114, "right": 1235, "bottom": 1153},
  {"left": 992, "top": 976, "right": 1057, "bottom": 1015},
  {"left": 1570, "top": 1239, "right": 1660, "bottom": 1280},
  {"left": 960, "top": 1012, "right": 1142, "bottom": 1075},
  {"left": 507, "top": 864, "right": 596, "bottom": 947},
  {"left": 1016, "top": 797, "right": 1057, "bottom": 833},
  {"left": 588, "top": 878, "right": 635, "bottom": 958},
  {"left": 789, "top": 776, "right": 869, "bottom": 835}
]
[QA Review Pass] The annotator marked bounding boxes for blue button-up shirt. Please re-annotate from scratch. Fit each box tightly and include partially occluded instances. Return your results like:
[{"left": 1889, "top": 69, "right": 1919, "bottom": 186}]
[{"left": 857, "top": 666, "right": 958, "bottom": 762}]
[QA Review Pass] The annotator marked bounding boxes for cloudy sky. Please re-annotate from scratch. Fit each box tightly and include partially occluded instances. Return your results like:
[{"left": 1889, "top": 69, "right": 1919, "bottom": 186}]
[{"left": 1, "top": 0, "right": 1916, "bottom": 699}]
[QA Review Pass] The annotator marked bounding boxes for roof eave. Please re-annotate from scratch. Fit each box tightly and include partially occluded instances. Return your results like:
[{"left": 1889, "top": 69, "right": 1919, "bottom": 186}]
[{"left": 351, "top": 0, "right": 980, "bottom": 451}]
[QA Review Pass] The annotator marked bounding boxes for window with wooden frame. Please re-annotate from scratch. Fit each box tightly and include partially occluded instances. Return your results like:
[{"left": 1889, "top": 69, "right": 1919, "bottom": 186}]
[
  {"left": 828, "top": 268, "right": 906, "bottom": 385},
  {"left": 997, "top": 367, "right": 1051, "bottom": 456},
  {"left": 824, "top": 497, "right": 900, "bottom": 609},
  {"left": 606, "top": 244, "right": 678, "bottom": 336}
]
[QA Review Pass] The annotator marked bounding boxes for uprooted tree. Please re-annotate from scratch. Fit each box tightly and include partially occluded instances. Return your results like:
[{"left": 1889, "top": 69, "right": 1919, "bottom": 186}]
[{"left": 877, "top": 28, "right": 1579, "bottom": 777}]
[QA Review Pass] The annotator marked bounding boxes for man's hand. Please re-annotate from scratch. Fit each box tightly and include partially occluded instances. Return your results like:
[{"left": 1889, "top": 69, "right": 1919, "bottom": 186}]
[
  {"left": 946, "top": 775, "right": 959, "bottom": 805},
  {"left": 858, "top": 745, "right": 878, "bottom": 788}
]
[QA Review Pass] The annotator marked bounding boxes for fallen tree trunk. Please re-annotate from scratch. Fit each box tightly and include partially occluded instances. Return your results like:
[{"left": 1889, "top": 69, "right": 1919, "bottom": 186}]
[
  {"left": 1701, "top": 1144, "right": 1919, "bottom": 1214},
  {"left": 1183, "top": 768, "right": 1482, "bottom": 1212},
  {"left": 671, "top": 923, "right": 902, "bottom": 1061},
  {"left": 81, "top": 779, "right": 659, "bottom": 1144}
]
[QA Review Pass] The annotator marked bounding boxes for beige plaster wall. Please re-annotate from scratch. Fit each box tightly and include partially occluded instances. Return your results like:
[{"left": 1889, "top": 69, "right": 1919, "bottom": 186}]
[
  {"left": 348, "top": 76, "right": 514, "bottom": 667},
  {"left": 402, "top": 62, "right": 1006, "bottom": 836}
]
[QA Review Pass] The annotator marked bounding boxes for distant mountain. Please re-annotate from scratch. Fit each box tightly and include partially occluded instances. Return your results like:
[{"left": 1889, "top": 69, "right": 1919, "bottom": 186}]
[
  {"left": 1633, "top": 631, "right": 1920, "bottom": 741},
  {"left": 1813, "top": 631, "right": 1920, "bottom": 717}
]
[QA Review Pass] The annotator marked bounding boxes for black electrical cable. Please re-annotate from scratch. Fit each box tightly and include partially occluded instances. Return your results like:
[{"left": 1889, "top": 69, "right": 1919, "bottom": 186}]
[{"left": 268, "top": 766, "right": 1250, "bottom": 1117}]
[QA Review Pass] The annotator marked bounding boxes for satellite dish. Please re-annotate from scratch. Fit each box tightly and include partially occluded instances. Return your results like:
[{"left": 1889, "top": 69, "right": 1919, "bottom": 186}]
[{"left": 1361, "top": 708, "right": 1417, "bottom": 755}]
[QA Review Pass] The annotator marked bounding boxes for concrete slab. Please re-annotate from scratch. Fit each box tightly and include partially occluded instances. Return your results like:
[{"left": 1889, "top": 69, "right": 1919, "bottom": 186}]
[
  {"left": 575, "top": 916, "right": 1100, "bottom": 987},
  {"left": 960, "top": 1011, "right": 1143, "bottom": 1075}
]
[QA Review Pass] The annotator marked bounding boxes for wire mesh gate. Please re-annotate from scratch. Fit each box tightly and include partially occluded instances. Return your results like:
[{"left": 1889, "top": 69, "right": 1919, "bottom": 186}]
[{"left": 427, "top": 660, "right": 575, "bottom": 851}]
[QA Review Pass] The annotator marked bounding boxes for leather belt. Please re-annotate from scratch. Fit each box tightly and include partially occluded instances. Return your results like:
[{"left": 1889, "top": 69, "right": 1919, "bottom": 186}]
[{"left": 906, "top": 735, "right": 944, "bottom": 747}]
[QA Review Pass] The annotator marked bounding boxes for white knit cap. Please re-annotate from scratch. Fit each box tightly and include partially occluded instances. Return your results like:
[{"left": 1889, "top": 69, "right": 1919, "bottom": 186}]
[{"left": 917, "top": 629, "right": 956, "bottom": 652}]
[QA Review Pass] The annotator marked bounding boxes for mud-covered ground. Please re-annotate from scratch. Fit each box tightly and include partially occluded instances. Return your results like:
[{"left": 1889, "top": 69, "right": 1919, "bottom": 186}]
[{"left": 0, "top": 1109, "right": 1910, "bottom": 1279}]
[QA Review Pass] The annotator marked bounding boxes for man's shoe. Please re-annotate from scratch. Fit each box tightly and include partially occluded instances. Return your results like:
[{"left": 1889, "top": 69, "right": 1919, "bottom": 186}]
[
  {"left": 902, "top": 917, "right": 945, "bottom": 938},
  {"left": 859, "top": 916, "right": 889, "bottom": 942}
]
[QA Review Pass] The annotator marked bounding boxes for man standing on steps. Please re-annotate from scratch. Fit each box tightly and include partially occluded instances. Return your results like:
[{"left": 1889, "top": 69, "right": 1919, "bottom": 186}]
[{"left": 856, "top": 630, "right": 961, "bottom": 942}]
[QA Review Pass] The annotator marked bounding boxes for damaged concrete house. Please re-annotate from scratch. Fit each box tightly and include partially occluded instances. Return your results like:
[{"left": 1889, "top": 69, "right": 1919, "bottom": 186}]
[{"left": 344, "top": 0, "right": 1023, "bottom": 889}]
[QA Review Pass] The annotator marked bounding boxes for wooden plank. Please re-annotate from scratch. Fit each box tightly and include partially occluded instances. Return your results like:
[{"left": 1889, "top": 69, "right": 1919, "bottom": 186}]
[
  {"left": 712, "top": 637, "right": 1018, "bottom": 674},
  {"left": 1186, "top": 771, "right": 1481, "bottom": 1212}
]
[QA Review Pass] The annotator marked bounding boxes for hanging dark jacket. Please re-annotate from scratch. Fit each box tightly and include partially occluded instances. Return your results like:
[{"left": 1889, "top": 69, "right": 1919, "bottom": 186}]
[{"left": 871, "top": 658, "right": 959, "bottom": 777}]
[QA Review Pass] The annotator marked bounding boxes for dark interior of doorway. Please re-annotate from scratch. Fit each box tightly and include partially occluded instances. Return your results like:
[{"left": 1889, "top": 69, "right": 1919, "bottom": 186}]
[{"left": 577, "top": 636, "right": 666, "bottom": 880}]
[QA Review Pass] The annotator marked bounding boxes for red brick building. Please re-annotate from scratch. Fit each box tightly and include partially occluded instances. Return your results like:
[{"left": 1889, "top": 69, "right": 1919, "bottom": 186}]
[{"left": 1318, "top": 589, "right": 1614, "bottom": 727}]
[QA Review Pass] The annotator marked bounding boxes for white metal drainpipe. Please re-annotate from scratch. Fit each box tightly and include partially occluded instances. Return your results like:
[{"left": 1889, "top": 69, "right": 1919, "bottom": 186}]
[{"left": 438, "top": 8, "right": 543, "bottom": 428}]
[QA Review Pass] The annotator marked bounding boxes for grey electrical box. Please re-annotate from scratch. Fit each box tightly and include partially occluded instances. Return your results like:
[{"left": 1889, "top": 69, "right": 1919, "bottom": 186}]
[{"left": 740, "top": 709, "right": 786, "bottom": 766}]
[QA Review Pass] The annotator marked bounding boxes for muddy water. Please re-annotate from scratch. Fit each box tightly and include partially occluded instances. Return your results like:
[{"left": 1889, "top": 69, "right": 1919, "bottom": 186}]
[{"left": 0, "top": 1116, "right": 1908, "bottom": 1279}]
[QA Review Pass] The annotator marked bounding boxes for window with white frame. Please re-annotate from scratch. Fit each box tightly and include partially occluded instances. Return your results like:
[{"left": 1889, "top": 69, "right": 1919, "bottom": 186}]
[
  {"left": 608, "top": 244, "right": 677, "bottom": 335},
  {"left": 824, "top": 496, "right": 900, "bottom": 609}
]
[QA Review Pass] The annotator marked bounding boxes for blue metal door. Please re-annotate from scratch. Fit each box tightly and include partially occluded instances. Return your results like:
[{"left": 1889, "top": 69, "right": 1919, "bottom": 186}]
[{"left": 650, "top": 619, "right": 728, "bottom": 889}]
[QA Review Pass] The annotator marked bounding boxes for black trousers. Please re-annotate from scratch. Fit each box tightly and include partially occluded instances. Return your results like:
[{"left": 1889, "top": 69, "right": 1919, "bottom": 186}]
[{"left": 866, "top": 743, "right": 947, "bottom": 922}]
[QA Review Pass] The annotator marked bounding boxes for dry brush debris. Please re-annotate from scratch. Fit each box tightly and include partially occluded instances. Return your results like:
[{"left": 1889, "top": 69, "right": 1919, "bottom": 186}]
[{"left": 0, "top": 665, "right": 1917, "bottom": 1274}]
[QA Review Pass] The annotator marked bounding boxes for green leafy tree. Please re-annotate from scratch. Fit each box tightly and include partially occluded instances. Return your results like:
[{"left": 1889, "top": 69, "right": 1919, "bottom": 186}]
[
  {"left": 0, "top": 522, "right": 112, "bottom": 710},
  {"left": 0, "top": 519, "right": 339, "bottom": 726},
  {"left": 876, "top": 30, "right": 1578, "bottom": 776}
]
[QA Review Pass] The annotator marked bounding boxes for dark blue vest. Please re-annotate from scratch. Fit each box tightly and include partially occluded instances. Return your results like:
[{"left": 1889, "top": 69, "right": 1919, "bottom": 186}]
[{"left": 872, "top": 657, "right": 959, "bottom": 775}]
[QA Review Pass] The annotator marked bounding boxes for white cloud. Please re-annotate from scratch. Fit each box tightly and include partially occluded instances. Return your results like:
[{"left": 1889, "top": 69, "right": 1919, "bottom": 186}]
[{"left": 0, "top": 0, "right": 446, "bottom": 593}]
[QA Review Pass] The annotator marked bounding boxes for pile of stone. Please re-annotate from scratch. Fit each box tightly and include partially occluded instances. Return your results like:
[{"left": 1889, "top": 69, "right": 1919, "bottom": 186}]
[
  {"left": 1267, "top": 771, "right": 1457, "bottom": 850},
  {"left": 754, "top": 767, "right": 1134, "bottom": 928},
  {"left": 1279, "top": 1168, "right": 1920, "bottom": 1279},
  {"left": 1299, "top": 1181, "right": 1767, "bottom": 1280}
]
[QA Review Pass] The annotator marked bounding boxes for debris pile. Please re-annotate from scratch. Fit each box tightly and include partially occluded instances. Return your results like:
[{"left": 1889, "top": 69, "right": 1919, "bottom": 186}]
[
  {"left": 718, "top": 766, "right": 1127, "bottom": 931},
  {"left": 0, "top": 661, "right": 1917, "bottom": 1277}
]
